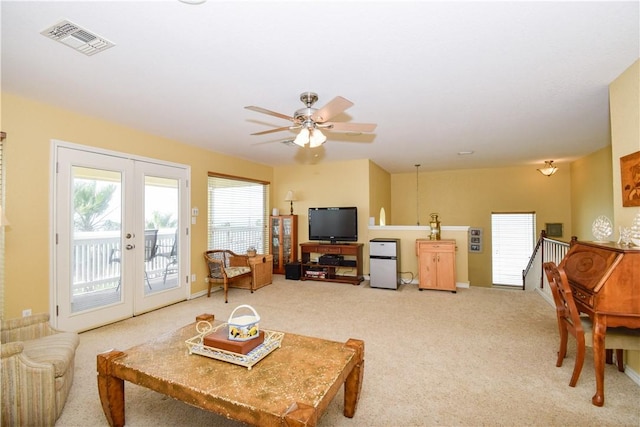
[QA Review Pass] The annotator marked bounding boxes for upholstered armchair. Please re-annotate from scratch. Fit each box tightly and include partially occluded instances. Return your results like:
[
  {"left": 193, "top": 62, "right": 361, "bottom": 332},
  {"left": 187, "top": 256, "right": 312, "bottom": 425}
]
[{"left": 1, "top": 313, "right": 80, "bottom": 426}]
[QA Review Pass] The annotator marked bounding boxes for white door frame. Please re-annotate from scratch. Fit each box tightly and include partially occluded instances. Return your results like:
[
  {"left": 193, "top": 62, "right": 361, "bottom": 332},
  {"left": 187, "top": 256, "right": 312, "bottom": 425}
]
[{"left": 50, "top": 140, "right": 191, "bottom": 331}]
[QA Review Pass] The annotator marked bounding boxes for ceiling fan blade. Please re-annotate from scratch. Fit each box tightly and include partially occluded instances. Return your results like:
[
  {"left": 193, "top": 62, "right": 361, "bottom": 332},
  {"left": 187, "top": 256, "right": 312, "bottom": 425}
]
[
  {"left": 324, "top": 122, "right": 377, "bottom": 133},
  {"left": 311, "top": 96, "right": 354, "bottom": 123},
  {"left": 250, "top": 126, "right": 294, "bottom": 136},
  {"left": 245, "top": 106, "right": 294, "bottom": 122}
]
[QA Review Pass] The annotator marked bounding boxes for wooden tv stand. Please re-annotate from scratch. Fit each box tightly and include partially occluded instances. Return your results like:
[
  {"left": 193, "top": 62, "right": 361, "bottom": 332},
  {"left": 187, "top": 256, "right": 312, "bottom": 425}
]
[{"left": 300, "top": 242, "right": 364, "bottom": 285}]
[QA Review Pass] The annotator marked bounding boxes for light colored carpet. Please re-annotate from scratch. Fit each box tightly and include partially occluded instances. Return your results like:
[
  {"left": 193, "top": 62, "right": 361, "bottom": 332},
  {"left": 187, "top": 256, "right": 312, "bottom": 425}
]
[{"left": 56, "top": 277, "right": 640, "bottom": 426}]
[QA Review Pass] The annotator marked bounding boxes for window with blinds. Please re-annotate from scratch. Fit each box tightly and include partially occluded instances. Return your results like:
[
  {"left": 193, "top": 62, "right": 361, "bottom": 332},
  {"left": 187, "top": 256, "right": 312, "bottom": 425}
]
[
  {"left": 207, "top": 174, "right": 269, "bottom": 254},
  {"left": 491, "top": 212, "right": 536, "bottom": 286}
]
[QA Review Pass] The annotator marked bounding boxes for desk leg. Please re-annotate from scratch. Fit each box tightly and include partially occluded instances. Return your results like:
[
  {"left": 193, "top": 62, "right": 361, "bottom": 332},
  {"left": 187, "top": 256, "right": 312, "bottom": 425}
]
[
  {"left": 344, "top": 339, "right": 365, "bottom": 418},
  {"left": 592, "top": 318, "right": 606, "bottom": 407},
  {"left": 97, "top": 350, "right": 126, "bottom": 427}
]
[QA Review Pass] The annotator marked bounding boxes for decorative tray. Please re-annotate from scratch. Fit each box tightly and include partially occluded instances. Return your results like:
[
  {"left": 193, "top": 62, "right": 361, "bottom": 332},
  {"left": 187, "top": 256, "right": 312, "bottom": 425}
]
[{"left": 185, "top": 321, "right": 284, "bottom": 370}]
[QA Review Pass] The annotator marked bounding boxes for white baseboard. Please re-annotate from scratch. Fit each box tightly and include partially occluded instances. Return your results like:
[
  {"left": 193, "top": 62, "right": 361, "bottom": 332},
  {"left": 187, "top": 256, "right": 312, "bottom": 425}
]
[
  {"left": 396, "top": 278, "right": 469, "bottom": 288},
  {"left": 189, "top": 286, "right": 221, "bottom": 299},
  {"left": 623, "top": 363, "right": 640, "bottom": 387},
  {"left": 535, "top": 287, "right": 555, "bottom": 307}
]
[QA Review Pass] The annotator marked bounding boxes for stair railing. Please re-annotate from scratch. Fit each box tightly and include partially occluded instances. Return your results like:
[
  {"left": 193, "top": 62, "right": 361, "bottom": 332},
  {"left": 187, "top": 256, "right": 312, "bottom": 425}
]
[{"left": 522, "top": 230, "right": 570, "bottom": 293}]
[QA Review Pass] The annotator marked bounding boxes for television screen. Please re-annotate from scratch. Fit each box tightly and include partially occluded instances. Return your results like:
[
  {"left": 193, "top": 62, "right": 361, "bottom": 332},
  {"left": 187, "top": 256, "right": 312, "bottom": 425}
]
[{"left": 308, "top": 207, "right": 358, "bottom": 243}]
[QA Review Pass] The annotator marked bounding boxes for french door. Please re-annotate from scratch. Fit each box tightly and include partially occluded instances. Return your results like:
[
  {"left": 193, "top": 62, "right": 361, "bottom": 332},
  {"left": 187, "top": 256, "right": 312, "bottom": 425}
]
[{"left": 53, "top": 143, "right": 190, "bottom": 332}]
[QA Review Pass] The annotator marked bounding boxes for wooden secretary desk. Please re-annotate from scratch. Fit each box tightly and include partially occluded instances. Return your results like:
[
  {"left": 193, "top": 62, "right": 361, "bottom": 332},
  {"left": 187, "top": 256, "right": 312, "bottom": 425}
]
[{"left": 559, "top": 238, "right": 640, "bottom": 406}]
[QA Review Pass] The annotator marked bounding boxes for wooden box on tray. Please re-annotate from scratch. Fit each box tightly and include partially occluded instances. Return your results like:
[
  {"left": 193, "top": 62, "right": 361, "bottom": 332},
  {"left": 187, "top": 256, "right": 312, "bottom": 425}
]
[{"left": 203, "top": 327, "right": 265, "bottom": 354}]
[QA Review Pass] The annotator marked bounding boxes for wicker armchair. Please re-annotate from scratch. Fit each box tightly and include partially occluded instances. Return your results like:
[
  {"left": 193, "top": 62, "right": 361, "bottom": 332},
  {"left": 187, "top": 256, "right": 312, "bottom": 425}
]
[
  {"left": 1, "top": 313, "right": 79, "bottom": 426},
  {"left": 204, "top": 249, "right": 253, "bottom": 303}
]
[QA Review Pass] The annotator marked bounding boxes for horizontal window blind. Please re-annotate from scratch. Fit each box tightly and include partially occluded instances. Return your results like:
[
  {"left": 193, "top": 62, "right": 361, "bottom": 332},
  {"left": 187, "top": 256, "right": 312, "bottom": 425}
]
[
  {"left": 491, "top": 212, "right": 536, "bottom": 286},
  {"left": 207, "top": 175, "right": 269, "bottom": 255}
]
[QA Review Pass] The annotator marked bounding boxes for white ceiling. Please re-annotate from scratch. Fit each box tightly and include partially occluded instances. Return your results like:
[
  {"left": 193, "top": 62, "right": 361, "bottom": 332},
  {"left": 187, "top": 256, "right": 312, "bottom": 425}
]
[{"left": 2, "top": 1, "right": 638, "bottom": 173}]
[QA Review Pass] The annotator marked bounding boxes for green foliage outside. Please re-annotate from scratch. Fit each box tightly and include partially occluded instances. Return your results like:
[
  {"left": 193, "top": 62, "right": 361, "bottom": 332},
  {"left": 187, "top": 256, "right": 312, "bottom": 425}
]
[
  {"left": 74, "top": 181, "right": 118, "bottom": 232},
  {"left": 74, "top": 180, "right": 177, "bottom": 232},
  {"left": 146, "top": 211, "right": 177, "bottom": 230}
]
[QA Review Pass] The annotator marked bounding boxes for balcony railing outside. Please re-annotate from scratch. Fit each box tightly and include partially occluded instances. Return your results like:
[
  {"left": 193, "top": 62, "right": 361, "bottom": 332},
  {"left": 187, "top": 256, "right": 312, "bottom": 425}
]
[
  {"left": 209, "top": 224, "right": 265, "bottom": 255},
  {"left": 71, "top": 226, "right": 264, "bottom": 296},
  {"left": 71, "top": 230, "right": 176, "bottom": 296}
]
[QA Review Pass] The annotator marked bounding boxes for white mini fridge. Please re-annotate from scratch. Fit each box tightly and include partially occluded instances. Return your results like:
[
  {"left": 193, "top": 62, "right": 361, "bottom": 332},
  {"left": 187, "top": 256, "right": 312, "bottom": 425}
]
[{"left": 369, "top": 238, "right": 401, "bottom": 289}]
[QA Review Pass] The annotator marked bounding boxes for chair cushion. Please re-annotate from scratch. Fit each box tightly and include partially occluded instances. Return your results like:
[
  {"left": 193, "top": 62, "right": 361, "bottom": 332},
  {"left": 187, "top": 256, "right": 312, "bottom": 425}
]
[
  {"left": 224, "top": 266, "right": 251, "bottom": 278},
  {"left": 580, "top": 317, "right": 640, "bottom": 350},
  {"left": 603, "top": 326, "right": 640, "bottom": 350},
  {"left": 208, "top": 263, "right": 223, "bottom": 280},
  {"left": 21, "top": 332, "right": 80, "bottom": 377}
]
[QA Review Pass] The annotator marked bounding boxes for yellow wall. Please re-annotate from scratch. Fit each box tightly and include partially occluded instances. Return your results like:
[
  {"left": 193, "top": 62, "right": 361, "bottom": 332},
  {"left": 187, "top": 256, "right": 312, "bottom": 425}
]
[
  {"left": 367, "top": 226, "right": 469, "bottom": 285},
  {"left": 273, "top": 159, "right": 370, "bottom": 244},
  {"left": 273, "top": 160, "right": 471, "bottom": 278},
  {"left": 390, "top": 166, "right": 572, "bottom": 286},
  {"left": 609, "top": 60, "right": 640, "bottom": 372},
  {"left": 611, "top": 60, "right": 640, "bottom": 228},
  {"left": 2, "top": 93, "right": 273, "bottom": 319},
  {"left": 368, "top": 160, "right": 391, "bottom": 226},
  {"left": 570, "top": 147, "right": 614, "bottom": 239}
]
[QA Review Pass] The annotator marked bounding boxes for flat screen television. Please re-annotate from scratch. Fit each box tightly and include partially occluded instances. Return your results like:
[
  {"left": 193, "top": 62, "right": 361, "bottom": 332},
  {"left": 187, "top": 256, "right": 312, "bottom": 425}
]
[{"left": 308, "top": 207, "right": 358, "bottom": 243}]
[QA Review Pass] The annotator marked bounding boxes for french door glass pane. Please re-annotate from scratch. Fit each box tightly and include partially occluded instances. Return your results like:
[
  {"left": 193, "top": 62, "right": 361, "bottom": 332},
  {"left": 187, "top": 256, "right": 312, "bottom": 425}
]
[
  {"left": 144, "top": 176, "right": 179, "bottom": 293},
  {"left": 71, "top": 166, "right": 122, "bottom": 313}
]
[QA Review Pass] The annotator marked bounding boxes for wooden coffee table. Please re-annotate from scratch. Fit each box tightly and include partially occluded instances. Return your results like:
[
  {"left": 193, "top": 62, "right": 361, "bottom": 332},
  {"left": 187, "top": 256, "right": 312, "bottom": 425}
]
[{"left": 97, "top": 321, "right": 364, "bottom": 426}]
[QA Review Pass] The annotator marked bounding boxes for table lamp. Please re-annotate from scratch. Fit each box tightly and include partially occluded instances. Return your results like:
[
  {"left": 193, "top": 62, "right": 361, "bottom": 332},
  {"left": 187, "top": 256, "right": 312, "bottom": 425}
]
[{"left": 284, "top": 190, "right": 296, "bottom": 215}]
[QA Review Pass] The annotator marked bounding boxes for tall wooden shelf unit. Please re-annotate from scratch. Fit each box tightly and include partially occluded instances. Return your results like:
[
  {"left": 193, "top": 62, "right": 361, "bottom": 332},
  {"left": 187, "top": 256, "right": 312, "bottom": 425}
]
[
  {"left": 415, "top": 239, "right": 457, "bottom": 293},
  {"left": 299, "top": 242, "right": 364, "bottom": 285},
  {"left": 269, "top": 215, "right": 298, "bottom": 274}
]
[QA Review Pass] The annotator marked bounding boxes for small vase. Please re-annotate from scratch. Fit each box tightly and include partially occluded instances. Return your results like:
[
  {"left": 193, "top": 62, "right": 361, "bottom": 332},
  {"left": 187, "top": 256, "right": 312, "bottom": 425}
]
[
  {"left": 618, "top": 226, "right": 632, "bottom": 246},
  {"left": 591, "top": 215, "right": 613, "bottom": 242}
]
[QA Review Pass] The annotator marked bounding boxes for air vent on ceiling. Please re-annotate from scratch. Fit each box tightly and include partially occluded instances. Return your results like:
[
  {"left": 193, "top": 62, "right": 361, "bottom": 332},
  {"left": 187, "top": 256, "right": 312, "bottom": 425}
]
[{"left": 40, "top": 20, "right": 114, "bottom": 56}]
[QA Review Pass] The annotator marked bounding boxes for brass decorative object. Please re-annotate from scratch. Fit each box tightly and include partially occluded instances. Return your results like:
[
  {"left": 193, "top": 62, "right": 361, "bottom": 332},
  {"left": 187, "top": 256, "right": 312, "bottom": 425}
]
[{"left": 429, "top": 213, "right": 441, "bottom": 240}]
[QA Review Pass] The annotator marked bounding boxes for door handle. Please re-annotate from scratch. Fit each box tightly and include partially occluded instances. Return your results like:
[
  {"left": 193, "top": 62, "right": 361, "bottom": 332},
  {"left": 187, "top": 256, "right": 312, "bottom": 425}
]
[
  {"left": 125, "top": 244, "right": 135, "bottom": 250},
  {"left": 125, "top": 233, "right": 134, "bottom": 239}
]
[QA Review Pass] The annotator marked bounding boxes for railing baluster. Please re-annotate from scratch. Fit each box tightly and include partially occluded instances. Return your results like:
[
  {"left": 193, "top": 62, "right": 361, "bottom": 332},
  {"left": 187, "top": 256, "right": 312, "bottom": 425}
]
[
  {"left": 523, "top": 231, "right": 570, "bottom": 293},
  {"left": 69, "top": 227, "right": 263, "bottom": 295}
]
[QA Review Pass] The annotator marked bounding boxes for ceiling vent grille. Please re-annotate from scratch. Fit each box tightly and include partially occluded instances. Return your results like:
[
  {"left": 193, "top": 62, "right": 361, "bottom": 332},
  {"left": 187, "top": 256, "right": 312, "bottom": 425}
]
[{"left": 40, "top": 20, "right": 114, "bottom": 56}]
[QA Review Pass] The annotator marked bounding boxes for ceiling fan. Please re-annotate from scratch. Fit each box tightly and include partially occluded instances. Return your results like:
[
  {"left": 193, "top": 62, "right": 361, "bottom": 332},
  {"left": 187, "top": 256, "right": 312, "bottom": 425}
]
[{"left": 245, "top": 92, "right": 377, "bottom": 148}]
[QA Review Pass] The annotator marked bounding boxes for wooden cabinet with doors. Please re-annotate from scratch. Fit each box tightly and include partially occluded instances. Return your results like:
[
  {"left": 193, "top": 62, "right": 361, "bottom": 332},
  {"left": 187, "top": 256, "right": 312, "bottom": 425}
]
[
  {"left": 415, "top": 239, "right": 457, "bottom": 293},
  {"left": 269, "top": 215, "right": 298, "bottom": 274}
]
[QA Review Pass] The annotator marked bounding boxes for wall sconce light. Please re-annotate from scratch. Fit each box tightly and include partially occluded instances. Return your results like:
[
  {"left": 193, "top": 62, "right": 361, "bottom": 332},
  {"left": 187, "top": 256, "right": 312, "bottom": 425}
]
[
  {"left": 284, "top": 190, "right": 297, "bottom": 215},
  {"left": 537, "top": 160, "right": 558, "bottom": 177}
]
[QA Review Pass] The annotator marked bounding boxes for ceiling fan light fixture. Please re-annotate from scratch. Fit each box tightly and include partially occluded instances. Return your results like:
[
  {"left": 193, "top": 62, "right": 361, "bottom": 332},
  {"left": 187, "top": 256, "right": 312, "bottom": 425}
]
[
  {"left": 246, "top": 91, "right": 376, "bottom": 145},
  {"left": 537, "top": 160, "right": 558, "bottom": 177},
  {"left": 309, "top": 129, "right": 326, "bottom": 148},
  {"left": 294, "top": 127, "right": 309, "bottom": 147}
]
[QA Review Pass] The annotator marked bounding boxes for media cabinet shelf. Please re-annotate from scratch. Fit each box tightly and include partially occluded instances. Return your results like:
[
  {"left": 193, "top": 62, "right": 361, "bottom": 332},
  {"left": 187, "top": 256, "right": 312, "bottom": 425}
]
[{"left": 299, "top": 242, "right": 364, "bottom": 285}]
